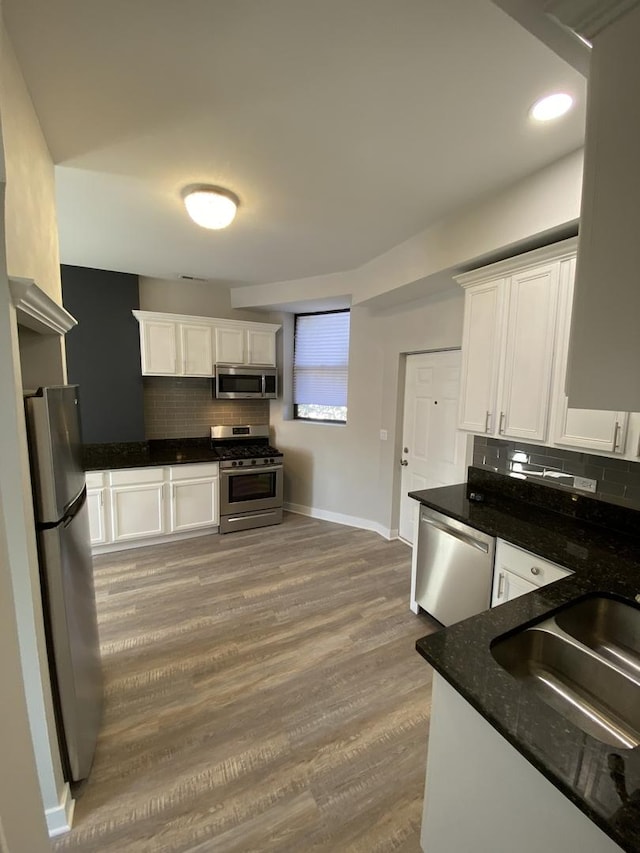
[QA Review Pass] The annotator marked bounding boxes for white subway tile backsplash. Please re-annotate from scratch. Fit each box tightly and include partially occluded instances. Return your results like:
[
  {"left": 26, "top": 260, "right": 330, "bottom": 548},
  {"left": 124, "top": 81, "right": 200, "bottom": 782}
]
[{"left": 143, "top": 377, "right": 269, "bottom": 438}]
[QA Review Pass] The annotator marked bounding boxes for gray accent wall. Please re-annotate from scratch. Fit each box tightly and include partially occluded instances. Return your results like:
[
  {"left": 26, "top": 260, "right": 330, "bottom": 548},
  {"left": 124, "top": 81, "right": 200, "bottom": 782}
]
[{"left": 62, "top": 265, "right": 145, "bottom": 443}]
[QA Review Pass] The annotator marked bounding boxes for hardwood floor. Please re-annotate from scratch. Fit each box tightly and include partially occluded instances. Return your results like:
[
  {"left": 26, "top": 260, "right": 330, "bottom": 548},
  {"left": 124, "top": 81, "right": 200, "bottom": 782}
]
[{"left": 53, "top": 512, "right": 438, "bottom": 853}]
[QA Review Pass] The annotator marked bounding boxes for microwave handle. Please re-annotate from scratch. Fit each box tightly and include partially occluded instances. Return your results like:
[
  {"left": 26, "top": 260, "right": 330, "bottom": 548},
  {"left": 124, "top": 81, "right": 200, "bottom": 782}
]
[{"left": 261, "top": 374, "right": 266, "bottom": 397}]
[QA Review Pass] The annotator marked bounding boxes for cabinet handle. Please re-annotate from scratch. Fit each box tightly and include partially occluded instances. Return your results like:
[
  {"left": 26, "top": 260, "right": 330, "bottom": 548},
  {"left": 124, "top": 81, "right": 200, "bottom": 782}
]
[
  {"left": 99, "top": 491, "right": 103, "bottom": 508},
  {"left": 499, "top": 411, "right": 505, "bottom": 434},
  {"left": 530, "top": 566, "right": 541, "bottom": 576},
  {"left": 614, "top": 421, "right": 621, "bottom": 450},
  {"left": 485, "top": 411, "right": 491, "bottom": 433},
  {"left": 497, "top": 572, "right": 505, "bottom": 598}
]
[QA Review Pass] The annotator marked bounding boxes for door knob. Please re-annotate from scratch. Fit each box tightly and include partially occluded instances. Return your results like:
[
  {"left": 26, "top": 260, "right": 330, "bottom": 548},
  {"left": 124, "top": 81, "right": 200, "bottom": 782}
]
[
  {"left": 403, "top": 447, "right": 409, "bottom": 453},
  {"left": 400, "top": 459, "right": 408, "bottom": 466}
]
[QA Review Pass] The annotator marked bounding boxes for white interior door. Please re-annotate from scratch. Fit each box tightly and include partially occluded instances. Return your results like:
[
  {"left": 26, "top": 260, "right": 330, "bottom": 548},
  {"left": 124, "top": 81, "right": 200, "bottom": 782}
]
[{"left": 399, "top": 351, "right": 466, "bottom": 544}]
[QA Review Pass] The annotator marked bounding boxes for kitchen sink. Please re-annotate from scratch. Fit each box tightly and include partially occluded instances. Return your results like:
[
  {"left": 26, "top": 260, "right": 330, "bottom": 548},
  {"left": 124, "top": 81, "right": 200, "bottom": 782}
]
[
  {"left": 555, "top": 596, "right": 640, "bottom": 680},
  {"left": 491, "top": 596, "right": 640, "bottom": 749}
]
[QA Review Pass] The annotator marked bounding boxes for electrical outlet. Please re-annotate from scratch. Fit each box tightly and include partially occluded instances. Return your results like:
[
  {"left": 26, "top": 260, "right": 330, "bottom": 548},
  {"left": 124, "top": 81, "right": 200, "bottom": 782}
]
[
  {"left": 573, "top": 476, "right": 597, "bottom": 494},
  {"left": 379, "top": 429, "right": 388, "bottom": 441}
]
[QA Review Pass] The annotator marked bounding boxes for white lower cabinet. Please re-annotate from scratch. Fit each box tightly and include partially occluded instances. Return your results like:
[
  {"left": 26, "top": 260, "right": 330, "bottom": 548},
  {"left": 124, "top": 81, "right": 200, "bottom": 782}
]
[
  {"left": 109, "top": 469, "right": 166, "bottom": 545},
  {"left": 168, "top": 463, "right": 219, "bottom": 532},
  {"left": 421, "top": 674, "right": 623, "bottom": 853},
  {"left": 87, "top": 462, "right": 220, "bottom": 551},
  {"left": 110, "top": 481, "right": 165, "bottom": 542},
  {"left": 492, "top": 539, "right": 572, "bottom": 607},
  {"left": 87, "top": 488, "right": 108, "bottom": 545}
]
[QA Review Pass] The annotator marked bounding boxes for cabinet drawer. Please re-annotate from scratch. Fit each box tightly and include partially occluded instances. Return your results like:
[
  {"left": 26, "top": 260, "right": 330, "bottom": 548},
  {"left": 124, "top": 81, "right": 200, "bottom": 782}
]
[
  {"left": 169, "top": 463, "right": 219, "bottom": 481},
  {"left": 85, "top": 471, "right": 105, "bottom": 488},
  {"left": 109, "top": 467, "right": 164, "bottom": 486},
  {"left": 495, "top": 540, "right": 572, "bottom": 587}
]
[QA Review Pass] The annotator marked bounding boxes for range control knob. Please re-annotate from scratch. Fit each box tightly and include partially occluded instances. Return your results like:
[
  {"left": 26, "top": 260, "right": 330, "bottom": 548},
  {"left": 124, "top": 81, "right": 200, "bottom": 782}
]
[
  {"left": 231, "top": 461, "right": 237, "bottom": 467},
  {"left": 251, "top": 459, "right": 257, "bottom": 466},
  {"left": 269, "top": 458, "right": 274, "bottom": 464},
  {"left": 238, "top": 460, "right": 244, "bottom": 466}
]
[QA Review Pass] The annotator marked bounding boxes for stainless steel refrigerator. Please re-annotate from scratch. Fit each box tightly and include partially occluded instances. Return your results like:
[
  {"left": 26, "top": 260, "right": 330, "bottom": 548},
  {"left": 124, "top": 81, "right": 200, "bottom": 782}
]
[{"left": 24, "top": 385, "right": 102, "bottom": 782}]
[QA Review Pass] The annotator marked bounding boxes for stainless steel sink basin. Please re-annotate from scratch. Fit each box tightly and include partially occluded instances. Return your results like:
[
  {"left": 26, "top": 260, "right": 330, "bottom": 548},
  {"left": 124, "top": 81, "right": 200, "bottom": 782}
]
[
  {"left": 491, "top": 597, "right": 640, "bottom": 749},
  {"left": 555, "top": 596, "right": 640, "bottom": 680}
]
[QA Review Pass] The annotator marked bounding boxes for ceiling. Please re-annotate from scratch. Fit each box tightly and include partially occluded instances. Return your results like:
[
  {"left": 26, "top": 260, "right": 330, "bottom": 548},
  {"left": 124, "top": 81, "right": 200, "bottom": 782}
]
[{"left": 4, "top": 0, "right": 586, "bottom": 286}]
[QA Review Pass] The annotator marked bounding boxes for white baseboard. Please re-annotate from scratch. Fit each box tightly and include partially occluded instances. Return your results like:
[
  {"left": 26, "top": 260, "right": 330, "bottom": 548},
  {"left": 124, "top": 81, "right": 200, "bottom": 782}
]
[
  {"left": 92, "top": 526, "right": 218, "bottom": 555},
  {"left": 46, "top": 782, "right": 75, "bottom": 838},
  {"left": 284, "top": 502, "right": 400, "bottom": 541}
]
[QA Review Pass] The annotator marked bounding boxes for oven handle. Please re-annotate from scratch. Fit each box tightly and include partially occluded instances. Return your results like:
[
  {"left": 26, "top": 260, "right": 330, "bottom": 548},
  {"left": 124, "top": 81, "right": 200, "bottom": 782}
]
[
  {"left": 221, "top": 465, "right": 283, "bottom": 476},
  {"left": 226, "top": 510, "right": 280, "bottom": 523}
]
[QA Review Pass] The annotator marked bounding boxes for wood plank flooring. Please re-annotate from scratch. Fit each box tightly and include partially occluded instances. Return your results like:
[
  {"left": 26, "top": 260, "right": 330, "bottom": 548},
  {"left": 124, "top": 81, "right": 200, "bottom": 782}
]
[{"left": 53, "top": 512, "right": 438, "bottom": 853}]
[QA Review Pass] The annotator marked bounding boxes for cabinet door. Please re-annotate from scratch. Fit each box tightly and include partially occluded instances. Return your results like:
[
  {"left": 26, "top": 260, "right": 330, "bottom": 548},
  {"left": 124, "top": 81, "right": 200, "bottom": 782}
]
[
  {"left": 140, "top": 319, "right": 178, "bottom": 375},
  {"left": 492, "top": 568, "right": 537, "bottom": 607},
  {"left": 169, "top": 478, "right": 219, "bottom": 532},
  {"left": 180, "top": 323, "right": 214, "bottom": 376},
  {"left": 458, "top": 279, "right": 505, "bottom": 434},
  {"left": 87, "top": 488, "right": 108, "bottom": 545},
  {"left": 498, "top": 263, "right": 559, "bottom": 442},
  {"left": 551, "top": 258, "right": 628, "bottom": 453},
  {"left": 246, "top": 328, "right": 276, "bottom": 366},
  {"left": 110, "top": 483, "right": 165, "bottom": 541},
  {"left": 215, "top": 327, "right": 245, "bottom": 364}
]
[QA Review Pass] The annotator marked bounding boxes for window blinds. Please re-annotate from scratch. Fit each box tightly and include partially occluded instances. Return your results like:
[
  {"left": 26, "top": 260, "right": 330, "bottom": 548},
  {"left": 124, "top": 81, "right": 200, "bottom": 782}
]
[{"left": 293, "top": 311, "right": 350, "bottom": 406}]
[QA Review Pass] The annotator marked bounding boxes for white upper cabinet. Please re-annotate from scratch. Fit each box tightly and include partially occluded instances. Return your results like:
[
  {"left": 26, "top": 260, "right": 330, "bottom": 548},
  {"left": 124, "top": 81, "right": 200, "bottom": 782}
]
[
  {"left": 246, "top": 328, "right": 276, "bottom": 366},
  {"left": 567, "top": 7, "right": 640, "bottom": 413},
  {"left": 457, "top": 242, "right": 570, "bottom": 442},
  {"left": 214, "top": 326, "right": 245, "bottom": 364},
  {"left": 139, "top": 318, "right": 177, "bottom": 375},
  {"left": 180, "top": 322, "right": 214, "bottom": 376},
  {"left": 457, "top": 239, "right": 633, "bottom": 454},
  {"left": 457, "top": 279, "right": 506, "bottom": 434},
  {"left": 498, "top": 262, "right": 559, "bottom": 442},
  {"left": 551, "top": 257, "right": 628, "bottom": 454},
  {"left": 215, "top": 326, "right": 277, "bottom": 365},
  {"left": 133, "top": 311, "right": 280, "bottom": 376}
]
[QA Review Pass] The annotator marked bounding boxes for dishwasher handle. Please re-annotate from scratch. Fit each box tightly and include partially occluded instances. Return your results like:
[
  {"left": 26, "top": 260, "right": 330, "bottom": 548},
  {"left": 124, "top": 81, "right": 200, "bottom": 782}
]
[{"left": 420, "top": 512, "right": 489, "bottom": 554}]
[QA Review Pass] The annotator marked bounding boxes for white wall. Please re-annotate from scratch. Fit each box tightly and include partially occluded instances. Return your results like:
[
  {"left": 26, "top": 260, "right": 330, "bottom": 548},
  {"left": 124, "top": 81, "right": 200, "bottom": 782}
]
[
  {"left": 272, "top": 285, "right": 464, "bottom": 535},
  {"left": 231, "top": 149, "right": 583, "bottom": 313},
  {"left": 0, "top": 16, "right": 69, "bottom": 844},
  {"left": 139, "top": 275, "right": 277, "bottom": 324},
  {"left": 238, "top": 150, "right": 585, "bottom": 537}
]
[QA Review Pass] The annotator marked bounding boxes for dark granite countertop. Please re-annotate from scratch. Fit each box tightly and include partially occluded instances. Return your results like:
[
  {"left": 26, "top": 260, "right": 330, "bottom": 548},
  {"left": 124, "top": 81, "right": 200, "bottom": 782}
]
[
  {"left": 83, "top": 438, "right": 221, "bottom": 471},
  {"left": 411, "top": 470, "right": 640, "bottom": 853}
]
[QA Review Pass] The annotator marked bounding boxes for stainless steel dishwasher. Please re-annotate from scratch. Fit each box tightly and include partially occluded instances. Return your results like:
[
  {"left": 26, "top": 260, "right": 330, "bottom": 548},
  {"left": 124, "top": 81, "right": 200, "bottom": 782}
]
[{"left": 415, "top": 506, "right": 495, "bottom": 626}]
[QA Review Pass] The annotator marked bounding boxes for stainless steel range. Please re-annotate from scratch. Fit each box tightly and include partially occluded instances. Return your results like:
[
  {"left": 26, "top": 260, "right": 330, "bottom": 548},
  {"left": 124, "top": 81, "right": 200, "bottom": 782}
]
[{"left": 211, "top": 425, "right": 283, "bottom": 534}]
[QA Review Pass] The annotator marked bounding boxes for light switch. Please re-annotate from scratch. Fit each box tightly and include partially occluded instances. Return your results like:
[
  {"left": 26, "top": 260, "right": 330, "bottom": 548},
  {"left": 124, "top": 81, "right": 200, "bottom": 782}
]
[{"left": 379, "top": 429, "right": 388, "bottom": 441}]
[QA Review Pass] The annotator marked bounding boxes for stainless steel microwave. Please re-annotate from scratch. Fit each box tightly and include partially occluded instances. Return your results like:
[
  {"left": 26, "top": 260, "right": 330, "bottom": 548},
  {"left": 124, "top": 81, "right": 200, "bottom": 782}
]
[{"left": 214, "top": 365, "right": 278, "bottom": 399}]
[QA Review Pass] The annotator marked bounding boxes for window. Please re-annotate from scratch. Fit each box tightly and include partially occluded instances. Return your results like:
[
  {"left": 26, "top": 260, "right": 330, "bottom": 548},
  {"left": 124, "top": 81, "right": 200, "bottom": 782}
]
[{"left": 293, "top": 310, "right": 350, "bottom": 423}]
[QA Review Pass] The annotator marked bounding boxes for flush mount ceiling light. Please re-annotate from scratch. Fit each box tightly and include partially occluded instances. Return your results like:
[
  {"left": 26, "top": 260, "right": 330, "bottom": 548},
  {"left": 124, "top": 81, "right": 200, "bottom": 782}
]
[
  {"left": 182, "top": 185, "right": 239, "bottom": 230},
  {"left": 529, "top": 92, "right": 574, "bottom": 122}
]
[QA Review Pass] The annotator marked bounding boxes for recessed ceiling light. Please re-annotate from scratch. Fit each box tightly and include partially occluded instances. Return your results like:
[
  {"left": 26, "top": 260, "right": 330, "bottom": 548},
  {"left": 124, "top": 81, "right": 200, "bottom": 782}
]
[
  {"left": 182, "top": 185, "right": 239, "bottom": 229},
  {"left": 530, "top": 93, "right": 574, "bottom": 122}
]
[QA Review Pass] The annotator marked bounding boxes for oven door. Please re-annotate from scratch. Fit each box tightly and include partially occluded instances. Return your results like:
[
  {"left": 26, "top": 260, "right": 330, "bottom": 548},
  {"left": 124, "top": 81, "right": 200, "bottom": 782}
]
[{"left": 220, "top": 465, "right": 283, "bottom": 515}]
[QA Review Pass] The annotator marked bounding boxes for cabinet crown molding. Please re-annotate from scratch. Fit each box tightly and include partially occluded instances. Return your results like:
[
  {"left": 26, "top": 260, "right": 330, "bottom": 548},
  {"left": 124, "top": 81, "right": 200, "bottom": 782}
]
[
  {"left": 10, "top": 277, "right": 78, "bottom": 335},
  {"left": 132, "top": 309, "right": 281, "bottom": 333},
  {"left": 455, "top": 237, "right": 578, "bottom": 289}
]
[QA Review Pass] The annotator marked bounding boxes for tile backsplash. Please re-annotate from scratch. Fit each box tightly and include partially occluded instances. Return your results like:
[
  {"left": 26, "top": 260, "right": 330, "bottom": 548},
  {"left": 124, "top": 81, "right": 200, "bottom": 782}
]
[
  {"left": 473, "top": 436, "right": 640, "bottom": 511},
  {"left": 143, "top": 377, "right": 269, "bottom": 439}
]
